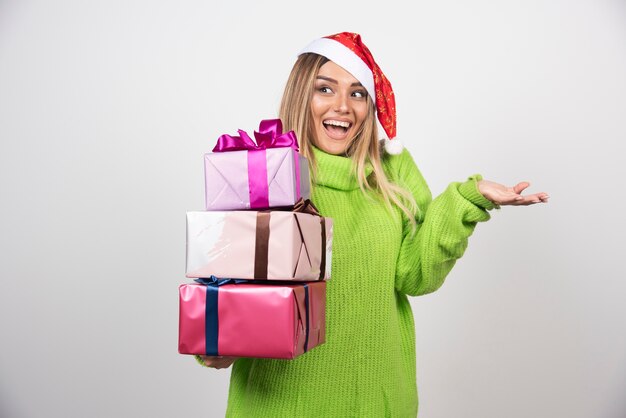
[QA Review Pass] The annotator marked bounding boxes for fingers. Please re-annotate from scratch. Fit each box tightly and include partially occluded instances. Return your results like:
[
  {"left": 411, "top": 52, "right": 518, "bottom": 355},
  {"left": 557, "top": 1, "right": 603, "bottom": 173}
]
[
  {"left": 212, "top": 359, "right": 235, "bottom": 369},
  {"left": 512, "top": 182, "right": 530, "bottom": 195},
  {"left": 509, "top": 192, "right": 550, "bottom": 206},
  {"left": 502, "top": 181, "right": 549, "bottom": 206},
  {"left": 199, "top": 355, "right": 237, "bottom": 369},
  {"left": 536, "top": 192, "right": 550, "bottom": 203}
]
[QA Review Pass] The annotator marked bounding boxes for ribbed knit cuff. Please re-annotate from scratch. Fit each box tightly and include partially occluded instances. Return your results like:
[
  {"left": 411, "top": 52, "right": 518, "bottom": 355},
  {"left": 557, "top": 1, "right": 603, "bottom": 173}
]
[
  {"left": 458, "top": 174, "right": 500, "bottom": 210},
  {"left": 194, "top": 355, "right": 210, "bottom": 368}
]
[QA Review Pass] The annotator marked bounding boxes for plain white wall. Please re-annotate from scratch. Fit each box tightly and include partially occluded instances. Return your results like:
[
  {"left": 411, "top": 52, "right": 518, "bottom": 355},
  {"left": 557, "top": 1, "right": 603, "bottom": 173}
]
[{"left": 1, "top": 0, "right": 624, "bottom": 417}]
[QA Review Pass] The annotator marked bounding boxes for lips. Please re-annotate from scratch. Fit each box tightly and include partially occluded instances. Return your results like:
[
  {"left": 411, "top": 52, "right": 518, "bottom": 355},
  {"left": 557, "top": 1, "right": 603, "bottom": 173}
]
[{"left": 323, "top": 119, "right": 352, "bottom": 140}]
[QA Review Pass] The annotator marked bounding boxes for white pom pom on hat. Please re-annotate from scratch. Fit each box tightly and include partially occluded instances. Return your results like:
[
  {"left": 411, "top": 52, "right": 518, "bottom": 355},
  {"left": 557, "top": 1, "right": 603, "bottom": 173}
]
[
  {"left": 384, "top": 137, "right": 404, "bottom": 155},
  {"left": 299, "top": 32, "right": 403, "bottom": 154}
]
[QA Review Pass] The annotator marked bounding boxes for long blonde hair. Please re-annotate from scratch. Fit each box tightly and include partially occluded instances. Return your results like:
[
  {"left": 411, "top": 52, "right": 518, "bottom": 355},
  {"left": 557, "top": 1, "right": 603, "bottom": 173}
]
[{"left": 279, "top": 53, "right": 418, "bottom": 230}]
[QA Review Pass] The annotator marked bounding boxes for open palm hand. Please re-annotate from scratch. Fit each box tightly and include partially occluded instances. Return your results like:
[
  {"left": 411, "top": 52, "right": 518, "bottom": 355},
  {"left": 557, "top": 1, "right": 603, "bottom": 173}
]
[{"left": 478, "top": 180, "right": 549, "bottom": 206}]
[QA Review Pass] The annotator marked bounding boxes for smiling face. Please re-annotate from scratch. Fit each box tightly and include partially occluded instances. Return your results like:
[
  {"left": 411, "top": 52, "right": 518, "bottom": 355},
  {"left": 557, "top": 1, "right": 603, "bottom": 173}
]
[{"left": 310, "top": 60, "right": 369, "bottom": 155}]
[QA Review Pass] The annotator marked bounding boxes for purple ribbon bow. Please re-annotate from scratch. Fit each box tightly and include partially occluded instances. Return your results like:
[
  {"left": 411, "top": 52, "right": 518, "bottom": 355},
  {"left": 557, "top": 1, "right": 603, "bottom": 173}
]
[
  {"left": 212, "top": 119, "right": 299, "bottom": 153},
  {"left": 212, "top": 119, "right": 301, "bottom": 209}
]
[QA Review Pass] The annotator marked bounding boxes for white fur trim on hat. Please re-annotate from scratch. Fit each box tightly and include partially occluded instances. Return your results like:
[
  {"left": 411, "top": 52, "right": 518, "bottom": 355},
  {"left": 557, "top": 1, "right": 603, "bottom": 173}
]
[
  {"left": 299, "top": 38, "right": 376, "bottom": 104},
  {"left": 384, "top": 137, "right": 404, "bottom": 155}
]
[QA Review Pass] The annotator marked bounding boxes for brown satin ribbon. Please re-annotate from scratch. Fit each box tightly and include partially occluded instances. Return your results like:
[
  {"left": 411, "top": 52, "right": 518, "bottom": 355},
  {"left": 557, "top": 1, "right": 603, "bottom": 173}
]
[
  {"left": 292, "top": 214, "right": 312, "bottom": 277},
  {"left": 293, "top": 199, "right": 326, "bottom": 280},
  {"left": 254, "top": 199, "right": 327, "bottom": 280},
  {"left": 318, "top": 217, "right": 326, "bottom": 280},
  {"left": 292, "top": 198, "right": 320, "bottom": 216},
  {"left": 254, "top": 212, "right": 271, "bottom": 279}
]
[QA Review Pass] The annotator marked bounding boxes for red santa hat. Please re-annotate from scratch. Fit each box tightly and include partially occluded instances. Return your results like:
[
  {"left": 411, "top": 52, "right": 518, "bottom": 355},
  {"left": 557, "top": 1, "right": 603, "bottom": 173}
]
[{"left": 299, "top": 32, "right": 403, "bottom": 154}]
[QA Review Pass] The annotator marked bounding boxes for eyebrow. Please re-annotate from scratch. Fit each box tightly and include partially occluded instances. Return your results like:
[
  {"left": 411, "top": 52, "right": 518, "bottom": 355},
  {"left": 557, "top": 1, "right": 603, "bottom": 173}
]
[{"left": 316, "top": 75, "right": 363, "bottom": 87}]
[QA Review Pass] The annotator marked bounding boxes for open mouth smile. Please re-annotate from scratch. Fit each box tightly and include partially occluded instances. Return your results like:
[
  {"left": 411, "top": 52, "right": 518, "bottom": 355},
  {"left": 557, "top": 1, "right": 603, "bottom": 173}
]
[{"left": 323, "top": 119, "right": 352, "bottom": 139}]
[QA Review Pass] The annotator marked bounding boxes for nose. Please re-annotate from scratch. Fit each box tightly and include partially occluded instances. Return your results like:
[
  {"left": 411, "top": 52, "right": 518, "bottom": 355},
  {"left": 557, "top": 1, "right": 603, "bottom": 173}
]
[{"left": 333, "top": 92, "right": 349, "bottom": 114}]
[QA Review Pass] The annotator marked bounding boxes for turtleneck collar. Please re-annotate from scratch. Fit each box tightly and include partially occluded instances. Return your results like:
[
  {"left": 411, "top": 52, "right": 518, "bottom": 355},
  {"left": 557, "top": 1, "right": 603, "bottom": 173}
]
[{"left": 310, "top": 146, "right": 373, "bottom": 191}]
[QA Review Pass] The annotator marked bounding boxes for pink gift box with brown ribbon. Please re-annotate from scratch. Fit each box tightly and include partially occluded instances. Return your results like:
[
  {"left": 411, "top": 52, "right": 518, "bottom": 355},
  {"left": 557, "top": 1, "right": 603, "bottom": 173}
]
[{"left": 185, "top": 200, "right": 333, "bottom": 281}]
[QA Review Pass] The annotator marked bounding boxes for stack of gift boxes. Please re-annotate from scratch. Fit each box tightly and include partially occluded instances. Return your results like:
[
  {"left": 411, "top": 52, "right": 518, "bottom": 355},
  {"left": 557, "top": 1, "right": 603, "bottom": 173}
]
[{"left": 178, "top": 119, "right": 333, "bottom": 360}]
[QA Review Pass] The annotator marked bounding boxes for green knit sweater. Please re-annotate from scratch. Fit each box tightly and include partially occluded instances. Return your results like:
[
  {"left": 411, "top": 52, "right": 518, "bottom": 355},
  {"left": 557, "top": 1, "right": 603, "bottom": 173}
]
[{"left": 224, "top": 146, "right": 495, "bottom": 417}]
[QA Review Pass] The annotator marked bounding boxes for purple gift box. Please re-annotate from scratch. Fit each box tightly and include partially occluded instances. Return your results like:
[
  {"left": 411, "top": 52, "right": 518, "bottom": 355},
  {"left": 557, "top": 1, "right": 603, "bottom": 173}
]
[{"left": 204, "top": 119, "right": 310, "bottom": 211}]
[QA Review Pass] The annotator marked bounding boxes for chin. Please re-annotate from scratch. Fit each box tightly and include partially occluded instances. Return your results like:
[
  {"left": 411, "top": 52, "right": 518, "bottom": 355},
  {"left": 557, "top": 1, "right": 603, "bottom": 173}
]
[
  {"left": 317, "top": 135, "right": 351, "bottom": 155},
  {"left": 321, "top": 143, "right": 349, "bottom": 155}
]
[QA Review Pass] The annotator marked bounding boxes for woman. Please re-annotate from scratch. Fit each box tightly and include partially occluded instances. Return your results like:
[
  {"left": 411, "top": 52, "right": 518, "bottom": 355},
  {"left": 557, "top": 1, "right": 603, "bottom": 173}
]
[{"left": 200, "top": 32, "right": 548, "bottom": 417}]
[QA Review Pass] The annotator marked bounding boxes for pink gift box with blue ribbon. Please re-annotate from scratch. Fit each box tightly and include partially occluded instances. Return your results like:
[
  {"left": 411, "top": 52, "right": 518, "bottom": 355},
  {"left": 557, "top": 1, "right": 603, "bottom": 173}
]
[
  {"left": 204, "top": 119, "right": 310, "bottom": 211},
  {"left": 178, "top": 278, "right": 326, "bottom": 359}
]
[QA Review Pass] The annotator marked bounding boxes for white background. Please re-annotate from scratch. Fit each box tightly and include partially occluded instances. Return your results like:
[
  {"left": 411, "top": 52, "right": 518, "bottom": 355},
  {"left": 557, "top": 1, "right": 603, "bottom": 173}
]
[{"left": 1, "top": 0, "right": 625, "bottom": 417}]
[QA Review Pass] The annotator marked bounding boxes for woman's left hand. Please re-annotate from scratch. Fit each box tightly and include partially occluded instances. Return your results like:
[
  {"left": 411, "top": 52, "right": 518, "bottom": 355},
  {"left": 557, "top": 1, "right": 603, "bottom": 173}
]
[
  {"left": 478, "top": 180, "right": 549, "bottom": 206},
  {"left": 197, "top": 355, "right": 237, "bottom": 369}
]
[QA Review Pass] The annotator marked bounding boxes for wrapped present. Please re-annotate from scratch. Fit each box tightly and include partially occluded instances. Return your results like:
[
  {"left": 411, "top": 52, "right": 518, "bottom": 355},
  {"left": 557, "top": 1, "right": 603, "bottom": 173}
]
[
  {"left": 178, "top": 278, "right": 326, "bottom": 359},
  {"left": 205, "top": 119, "right": 311, "bottom": 211},
  {"left": 186, "top": 199, "right": 333, "bottom": 281}
]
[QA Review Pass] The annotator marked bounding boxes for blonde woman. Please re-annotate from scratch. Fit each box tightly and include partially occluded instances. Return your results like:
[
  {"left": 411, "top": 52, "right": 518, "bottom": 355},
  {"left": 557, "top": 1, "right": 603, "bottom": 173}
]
[{"left": 200, "top": 32, "right": 548, "bottom": 417}]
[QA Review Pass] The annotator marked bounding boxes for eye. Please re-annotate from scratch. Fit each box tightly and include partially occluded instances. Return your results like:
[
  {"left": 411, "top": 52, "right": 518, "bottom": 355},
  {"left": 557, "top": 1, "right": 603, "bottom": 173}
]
[
  {"left": 318, "top": 86, "right": 333, "bottom": 94},
  {"left": 352, "top": 90, "right": 367, "bottom": 98}
]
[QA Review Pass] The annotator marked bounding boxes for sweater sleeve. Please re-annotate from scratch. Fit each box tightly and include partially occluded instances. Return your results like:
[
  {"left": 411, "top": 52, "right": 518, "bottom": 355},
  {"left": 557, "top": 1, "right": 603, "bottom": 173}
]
[{"left": 387, "top": 149, "right": 495, "bottom": 296}]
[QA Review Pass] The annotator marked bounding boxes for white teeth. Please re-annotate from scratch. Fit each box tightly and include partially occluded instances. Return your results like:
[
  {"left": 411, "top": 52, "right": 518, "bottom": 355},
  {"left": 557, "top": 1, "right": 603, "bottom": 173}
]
[{"left": 323, "top": 120, "right": 351, "bottom": 128}]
